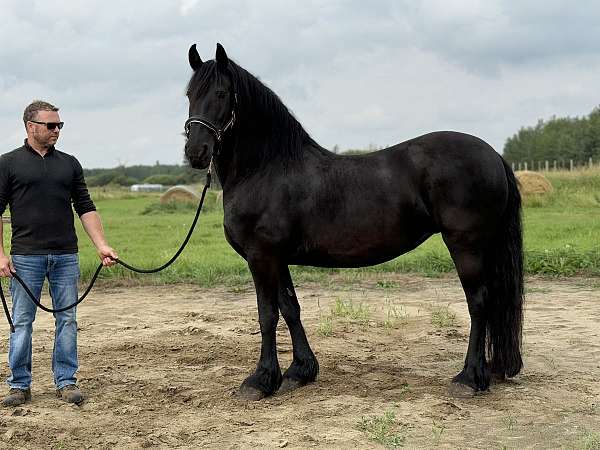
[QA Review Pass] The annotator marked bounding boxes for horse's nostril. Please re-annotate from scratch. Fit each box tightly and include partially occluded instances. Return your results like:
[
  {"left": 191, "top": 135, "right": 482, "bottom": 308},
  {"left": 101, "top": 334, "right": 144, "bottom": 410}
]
[{"left": 202, "top": 143, "right": 209, "bottom": 152}]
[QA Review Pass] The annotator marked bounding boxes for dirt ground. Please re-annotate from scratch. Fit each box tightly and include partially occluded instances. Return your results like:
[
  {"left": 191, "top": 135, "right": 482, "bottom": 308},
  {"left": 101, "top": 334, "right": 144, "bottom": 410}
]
[{"left": 0, "top": 274, "right": 598, "bottom": 449}]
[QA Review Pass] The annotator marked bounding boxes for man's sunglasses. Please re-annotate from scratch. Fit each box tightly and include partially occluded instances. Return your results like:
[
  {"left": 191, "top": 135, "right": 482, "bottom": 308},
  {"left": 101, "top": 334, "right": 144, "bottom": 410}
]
[{"left": 29, "top": 120, "right": 64, "bottom": 130}]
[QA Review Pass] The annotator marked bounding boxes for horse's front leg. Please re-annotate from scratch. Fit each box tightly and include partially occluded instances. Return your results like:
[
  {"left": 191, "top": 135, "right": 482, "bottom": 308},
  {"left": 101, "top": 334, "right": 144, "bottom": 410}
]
[
  {"left": 237, "top": 255, "right": 283, "bottom": 400},
  {"left": 277, "top": 267, "right": 319, "bottom": 394}
]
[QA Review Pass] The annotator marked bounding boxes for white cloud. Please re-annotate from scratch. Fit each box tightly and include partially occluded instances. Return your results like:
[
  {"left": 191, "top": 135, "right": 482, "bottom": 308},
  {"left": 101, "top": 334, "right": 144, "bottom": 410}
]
[{"left": 179, "top": 0, "right": 200, "bottom": 16}]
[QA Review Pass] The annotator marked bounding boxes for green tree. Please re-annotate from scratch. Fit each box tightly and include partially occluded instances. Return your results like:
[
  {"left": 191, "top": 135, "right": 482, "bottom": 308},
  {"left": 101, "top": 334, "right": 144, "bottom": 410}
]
[
  {"left": 142, "top": 174, "right": 179, "bottom": 185},
  {"left": 503, "top": 106, "right": 600, "bottom": 164}
]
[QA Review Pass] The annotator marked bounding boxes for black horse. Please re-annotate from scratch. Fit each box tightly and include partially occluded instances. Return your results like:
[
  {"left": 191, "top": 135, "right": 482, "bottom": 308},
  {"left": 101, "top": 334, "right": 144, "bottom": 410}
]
[{"left": 184, "top": 43, "right": 524, "bottom": 400}]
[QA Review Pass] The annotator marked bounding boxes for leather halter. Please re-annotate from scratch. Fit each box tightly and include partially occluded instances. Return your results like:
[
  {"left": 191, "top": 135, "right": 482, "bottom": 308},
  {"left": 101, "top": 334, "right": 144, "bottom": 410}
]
[{"left": 184, "top": 93, "right": 237, "bottom": 143}]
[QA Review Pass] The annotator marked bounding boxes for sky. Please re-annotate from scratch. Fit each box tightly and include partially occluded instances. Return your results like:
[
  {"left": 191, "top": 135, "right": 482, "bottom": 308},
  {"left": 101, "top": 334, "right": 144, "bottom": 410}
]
[{"left": 1, "top": 0, "right": 600, "bottom": 168}]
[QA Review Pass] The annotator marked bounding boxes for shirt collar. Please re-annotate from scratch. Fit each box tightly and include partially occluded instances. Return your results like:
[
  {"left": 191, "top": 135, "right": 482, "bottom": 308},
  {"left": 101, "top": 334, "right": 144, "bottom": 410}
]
[{"left": 24, "top": 139, "right": 55, "bottom": 155}]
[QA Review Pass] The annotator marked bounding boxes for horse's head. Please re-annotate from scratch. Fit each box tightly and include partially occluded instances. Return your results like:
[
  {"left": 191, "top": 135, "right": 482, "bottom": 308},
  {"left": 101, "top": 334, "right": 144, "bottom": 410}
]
[{"left": 184, "top": 43, "right": 236, "bottom": 169}]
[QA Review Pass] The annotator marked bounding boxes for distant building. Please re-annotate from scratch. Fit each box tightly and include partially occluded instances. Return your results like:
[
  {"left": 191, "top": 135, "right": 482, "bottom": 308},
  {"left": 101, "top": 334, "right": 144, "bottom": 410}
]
[{"left": 130, "top": 184, "right": 164, "bottom": 192}]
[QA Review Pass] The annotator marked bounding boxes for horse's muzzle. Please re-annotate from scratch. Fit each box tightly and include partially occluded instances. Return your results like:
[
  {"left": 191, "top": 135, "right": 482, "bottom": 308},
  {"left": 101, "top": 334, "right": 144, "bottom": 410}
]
[{"left": 184, "top": 144, "right": 211, "bottom": 169}]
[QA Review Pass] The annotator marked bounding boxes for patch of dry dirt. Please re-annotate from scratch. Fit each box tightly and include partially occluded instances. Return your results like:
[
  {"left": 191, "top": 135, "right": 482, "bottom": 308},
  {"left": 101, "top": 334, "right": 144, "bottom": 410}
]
[{"left": 0, "top": 274, "right": 599, "bottom": 449}]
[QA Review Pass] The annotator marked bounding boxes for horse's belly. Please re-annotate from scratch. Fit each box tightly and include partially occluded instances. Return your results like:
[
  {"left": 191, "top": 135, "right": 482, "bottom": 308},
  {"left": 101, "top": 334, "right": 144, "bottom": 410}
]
[{"left": 289, "top": 229, "right": 434, "bottom": 268}]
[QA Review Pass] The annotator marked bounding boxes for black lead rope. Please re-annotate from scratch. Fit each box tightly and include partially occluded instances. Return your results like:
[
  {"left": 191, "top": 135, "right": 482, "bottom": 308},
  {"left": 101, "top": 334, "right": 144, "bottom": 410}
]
[{"left": 0, "top": 171, "right": 212, "bottom": 333}]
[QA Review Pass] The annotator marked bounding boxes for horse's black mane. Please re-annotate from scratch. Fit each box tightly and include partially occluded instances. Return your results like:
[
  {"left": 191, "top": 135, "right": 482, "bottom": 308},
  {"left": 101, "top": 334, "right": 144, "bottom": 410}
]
[{"left": 187, "top": 59, "right": 321, "bottom": 168}]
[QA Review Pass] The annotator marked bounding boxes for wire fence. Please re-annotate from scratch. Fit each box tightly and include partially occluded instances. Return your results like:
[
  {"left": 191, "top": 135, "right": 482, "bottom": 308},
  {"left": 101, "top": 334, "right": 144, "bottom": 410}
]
[{"left": 511, "top": 157, "right": 597, "bottom": 172}]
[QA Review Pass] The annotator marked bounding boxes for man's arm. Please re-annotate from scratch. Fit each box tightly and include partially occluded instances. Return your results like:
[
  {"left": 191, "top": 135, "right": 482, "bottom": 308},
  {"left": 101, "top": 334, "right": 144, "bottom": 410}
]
[
  {"left": 80, "top": 211, "right": 118, "bottom": 266},
  {"left": 0, "top": 220, "right": 14, "bottom": 277},
  {"left": 0, "top": 155, "right": 13, "bottom": 277}
]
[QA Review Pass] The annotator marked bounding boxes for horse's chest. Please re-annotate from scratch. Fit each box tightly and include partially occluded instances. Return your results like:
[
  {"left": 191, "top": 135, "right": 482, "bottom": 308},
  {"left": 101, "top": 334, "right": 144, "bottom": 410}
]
[
  {"left": 223, "top": 221, "right": 248, "bottom": 259},
  {"left": 223, "top": 203, "right": 264, "bottom": 245}
]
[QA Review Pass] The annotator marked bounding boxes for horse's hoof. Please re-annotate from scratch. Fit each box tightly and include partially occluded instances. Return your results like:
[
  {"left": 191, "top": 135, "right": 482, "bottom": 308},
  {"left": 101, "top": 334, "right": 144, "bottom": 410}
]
[
  {"left": 236, "top": 385, "right": 267, "bottom": 401},
  {"left": 277, "top": 377, "right": 303, "bottom": 395},
  {"left": 448, "top": 382, "right": 478, "bottom": 398}
]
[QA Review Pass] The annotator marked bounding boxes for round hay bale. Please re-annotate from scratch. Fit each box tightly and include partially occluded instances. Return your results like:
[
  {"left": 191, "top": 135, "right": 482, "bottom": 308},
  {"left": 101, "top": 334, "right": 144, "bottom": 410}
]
[
  {"left": 515, "top": 171, "right": 553, "bottom": 195},
  {"left": 160, "top": 185, "right": 201, "bottom": 204}
]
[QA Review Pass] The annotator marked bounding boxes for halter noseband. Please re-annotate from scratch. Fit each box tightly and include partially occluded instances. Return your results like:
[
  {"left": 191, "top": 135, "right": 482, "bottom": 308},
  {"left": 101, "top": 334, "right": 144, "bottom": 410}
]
[{"left": 184, "top": 93, "right": 237, "bottom": 143}]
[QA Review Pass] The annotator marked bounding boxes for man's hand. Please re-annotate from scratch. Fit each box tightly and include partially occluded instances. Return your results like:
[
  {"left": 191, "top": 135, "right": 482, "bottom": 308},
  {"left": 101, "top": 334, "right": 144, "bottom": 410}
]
[
  {"left": 0, "top": 255, "right": 14, "bottom": 278},
  {"left": 97, "top": 245, "right": 118, "bottom": 267}
]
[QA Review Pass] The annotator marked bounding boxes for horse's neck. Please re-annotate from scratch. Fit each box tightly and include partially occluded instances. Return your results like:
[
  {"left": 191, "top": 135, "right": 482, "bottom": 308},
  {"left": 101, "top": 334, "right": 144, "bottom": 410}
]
[
  {"left": 213, "top": 133, "right": 257, "bottom": 189},
  {"left": 215, "top": 103, "right": 332, "bottom": 189},
  {"left": 215, "top": 134, "right": 289, "bottom": 190},
  {"left": 218, "top": 138, "right": 332, "bottom": 195}
]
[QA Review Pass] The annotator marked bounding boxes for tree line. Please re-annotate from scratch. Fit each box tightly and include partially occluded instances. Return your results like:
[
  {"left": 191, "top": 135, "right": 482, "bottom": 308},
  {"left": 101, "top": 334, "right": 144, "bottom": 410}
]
[
  {"left": 83, "top": 163, "right": 208, "bottom": 187},
  {"left": 503, "top": 106, "right": 600, "bottom": 164}
]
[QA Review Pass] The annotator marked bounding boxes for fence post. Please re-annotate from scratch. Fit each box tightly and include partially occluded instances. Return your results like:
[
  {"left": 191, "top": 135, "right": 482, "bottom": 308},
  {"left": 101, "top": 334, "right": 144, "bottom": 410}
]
[
  {"left": 524, "top": 162, "right": 528, "bottom": 171},
  {"left": 545, "top": 160, "right": 549, "bottom": 171},
  {"left": 570, "top": 159, "right": 573, "bottom": 171},
  {"left": 511, "top": 162, "right": 515, "bottom": 171},
  {"left": 518, "top": 162, "right": 522, "bottom": 171},
  {"left": 590, "top": 157, "right": 594, "bottom": 169}
]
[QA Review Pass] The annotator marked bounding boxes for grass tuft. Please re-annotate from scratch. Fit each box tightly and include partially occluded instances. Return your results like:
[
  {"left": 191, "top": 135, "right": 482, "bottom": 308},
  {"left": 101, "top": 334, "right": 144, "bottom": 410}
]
[
  {"left": 383, "top": 301, "right": 409, "bottom": 329},
  {"left": 331, "top": 298, "right": 370, "bottom": 322},
  {"left": 574, "top": 431, "right": 600, "bottom": 450},
  {"left": 317, "top": 315, "right": 334, "bottom": 337},
  {"left": 357, "top": 410, "right": 408, "bottom": 448},
  {"left": 431, "top": 421, "right": 445, "bottom": 445},
  {"left": 430, "top": 305, "right": 457, "bottom": 328}
]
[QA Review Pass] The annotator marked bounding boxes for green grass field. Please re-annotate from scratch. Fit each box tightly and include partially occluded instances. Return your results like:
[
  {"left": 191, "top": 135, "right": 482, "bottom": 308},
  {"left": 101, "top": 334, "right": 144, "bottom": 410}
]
[{"left": 2, "top": 169, "right": 599, "bottom": 286}]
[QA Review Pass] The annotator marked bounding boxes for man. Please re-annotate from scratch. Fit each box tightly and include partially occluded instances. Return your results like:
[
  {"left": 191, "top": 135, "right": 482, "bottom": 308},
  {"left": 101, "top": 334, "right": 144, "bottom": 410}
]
[{"left": 0, "top": 100, "right": 118, "bottom": 407}]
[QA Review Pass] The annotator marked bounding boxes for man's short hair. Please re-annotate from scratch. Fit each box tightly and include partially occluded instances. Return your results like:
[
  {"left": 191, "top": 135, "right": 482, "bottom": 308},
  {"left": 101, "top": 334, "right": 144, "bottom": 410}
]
[{"left": 23, "top": 100, "right": 59, "bottom": 127}]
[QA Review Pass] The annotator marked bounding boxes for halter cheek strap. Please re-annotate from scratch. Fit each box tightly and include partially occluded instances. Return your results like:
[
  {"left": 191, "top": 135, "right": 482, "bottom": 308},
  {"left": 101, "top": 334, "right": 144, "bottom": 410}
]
[
  {"left": 184, "top": 93, "right": 238, "bottom": 143},
  {"left": 184, "top": 111, "right": 236, "bottom": 143}
]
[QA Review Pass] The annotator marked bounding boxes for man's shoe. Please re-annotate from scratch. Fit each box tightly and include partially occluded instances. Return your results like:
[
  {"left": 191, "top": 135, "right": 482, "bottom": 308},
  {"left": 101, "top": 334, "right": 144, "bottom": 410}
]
[
  {"left": 56, "top": 385, "right": 84, "bottom": 405},
  {"left": 2, "top": 388, "right": 31, "bottom": 407}
]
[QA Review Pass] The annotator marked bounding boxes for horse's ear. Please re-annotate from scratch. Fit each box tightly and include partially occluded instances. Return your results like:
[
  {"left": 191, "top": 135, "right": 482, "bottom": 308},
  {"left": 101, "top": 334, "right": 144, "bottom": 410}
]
[
  {"left": 188, "top": 44, "right": 203, "bottom": 71},
  {"left": 216, "top": 43, "right": 229, "bottom": 70}
]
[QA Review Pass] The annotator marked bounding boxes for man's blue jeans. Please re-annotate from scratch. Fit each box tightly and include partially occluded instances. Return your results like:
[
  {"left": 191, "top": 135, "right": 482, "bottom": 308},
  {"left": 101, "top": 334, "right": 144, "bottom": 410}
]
[{"left": 7, "top": 254, "right": 80, "bottom": 390}]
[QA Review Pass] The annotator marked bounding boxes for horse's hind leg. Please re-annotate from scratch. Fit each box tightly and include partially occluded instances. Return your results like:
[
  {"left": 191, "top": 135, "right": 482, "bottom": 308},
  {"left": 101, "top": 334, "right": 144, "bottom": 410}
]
[
  {"left": 443, "top": 232, "right": 491, "bottom": 395},
  {"left": 276, "top": 267, "right": 319, "bottom": 394}
]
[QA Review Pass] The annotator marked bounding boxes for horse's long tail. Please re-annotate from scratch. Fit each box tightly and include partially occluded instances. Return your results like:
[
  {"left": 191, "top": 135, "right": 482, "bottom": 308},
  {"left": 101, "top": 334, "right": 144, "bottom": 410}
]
[{"left": 486, "top": 157, "right": 524, "bottom": 377}]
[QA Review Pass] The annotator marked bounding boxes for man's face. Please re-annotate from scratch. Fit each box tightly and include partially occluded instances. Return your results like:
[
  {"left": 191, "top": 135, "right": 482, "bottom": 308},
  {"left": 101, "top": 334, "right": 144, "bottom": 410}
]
[{"left": 28, "top": 110, "right": 62, "bottom": 148}]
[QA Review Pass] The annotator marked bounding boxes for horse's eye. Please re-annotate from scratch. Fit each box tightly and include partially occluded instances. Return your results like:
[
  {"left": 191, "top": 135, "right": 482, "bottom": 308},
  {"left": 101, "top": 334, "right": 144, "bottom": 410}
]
[{"left": 216, "top": 90, "right": 227, "bottom": 99}]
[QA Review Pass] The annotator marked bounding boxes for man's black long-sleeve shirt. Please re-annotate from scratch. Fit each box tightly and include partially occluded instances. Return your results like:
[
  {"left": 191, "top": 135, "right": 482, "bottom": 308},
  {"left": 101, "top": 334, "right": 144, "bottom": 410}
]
[{"left": 0, "top": 140, "right": 96, "bottom": 255}]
